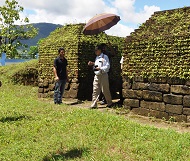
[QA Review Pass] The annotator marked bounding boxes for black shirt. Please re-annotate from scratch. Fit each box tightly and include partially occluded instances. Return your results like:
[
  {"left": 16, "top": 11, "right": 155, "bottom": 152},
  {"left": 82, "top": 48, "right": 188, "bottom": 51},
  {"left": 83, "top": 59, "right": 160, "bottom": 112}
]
[{"left": 54, "top": 57, "right": 68, "bottom": 80}]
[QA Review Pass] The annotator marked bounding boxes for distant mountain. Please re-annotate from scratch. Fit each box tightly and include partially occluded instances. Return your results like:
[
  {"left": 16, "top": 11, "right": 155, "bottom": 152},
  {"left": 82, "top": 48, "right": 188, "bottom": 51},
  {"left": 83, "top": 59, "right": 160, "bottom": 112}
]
[{"left": 20, "top": 22, "right": 62, "bottom": 47}]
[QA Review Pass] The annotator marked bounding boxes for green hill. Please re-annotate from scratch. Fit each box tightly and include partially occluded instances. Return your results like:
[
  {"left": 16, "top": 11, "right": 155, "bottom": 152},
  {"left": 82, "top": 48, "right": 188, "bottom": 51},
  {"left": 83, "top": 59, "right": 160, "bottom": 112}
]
[{"left": 20, "top": 22, "right": 62, "bottom": 47}]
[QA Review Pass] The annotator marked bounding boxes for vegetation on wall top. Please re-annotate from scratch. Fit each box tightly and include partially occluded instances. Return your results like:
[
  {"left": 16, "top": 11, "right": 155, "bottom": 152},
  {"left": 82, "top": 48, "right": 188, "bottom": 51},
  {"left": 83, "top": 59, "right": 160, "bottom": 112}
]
[{"left": 124, "top": 7, "right": 190, "bottom": 79}]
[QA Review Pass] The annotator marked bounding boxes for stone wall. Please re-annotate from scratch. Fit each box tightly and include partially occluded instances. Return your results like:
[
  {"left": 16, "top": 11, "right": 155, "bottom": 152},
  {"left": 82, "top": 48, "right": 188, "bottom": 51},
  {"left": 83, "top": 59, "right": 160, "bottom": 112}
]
[
  {"left": 38, "top": 24, "right": 124, "bottom": 100},
  {"left": 122, "top": 76, "right": 190, "bottom": 122}
]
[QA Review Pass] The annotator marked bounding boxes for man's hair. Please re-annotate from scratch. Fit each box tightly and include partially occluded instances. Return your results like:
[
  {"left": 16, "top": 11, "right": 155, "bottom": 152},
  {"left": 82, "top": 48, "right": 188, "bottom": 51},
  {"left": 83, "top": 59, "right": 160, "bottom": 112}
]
[
  {"left": 58, "top": 47, "right": 65, "bottom": 53},
  {"left": 100, "top": 43, "right": 107, "bottom": 49},
  {"left": 95, "top": 45, "right": 103, "bottom": 51}
]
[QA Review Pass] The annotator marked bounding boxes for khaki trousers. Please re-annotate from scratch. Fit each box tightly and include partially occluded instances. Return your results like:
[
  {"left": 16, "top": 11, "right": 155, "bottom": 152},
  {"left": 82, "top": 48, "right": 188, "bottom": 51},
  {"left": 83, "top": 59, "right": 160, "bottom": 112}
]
[{"left": 91, "top": 73, "right": 112, "bottom": 107}]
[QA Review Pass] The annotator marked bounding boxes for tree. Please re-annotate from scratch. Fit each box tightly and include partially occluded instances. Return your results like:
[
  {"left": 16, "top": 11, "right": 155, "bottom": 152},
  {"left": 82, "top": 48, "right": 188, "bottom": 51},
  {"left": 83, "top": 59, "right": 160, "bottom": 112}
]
[
  {"left": 0, "top": 0, "right": 38, "bottom": 58},
  {"left": 28, "top": 45, "right": 38, "bottom": 58}
]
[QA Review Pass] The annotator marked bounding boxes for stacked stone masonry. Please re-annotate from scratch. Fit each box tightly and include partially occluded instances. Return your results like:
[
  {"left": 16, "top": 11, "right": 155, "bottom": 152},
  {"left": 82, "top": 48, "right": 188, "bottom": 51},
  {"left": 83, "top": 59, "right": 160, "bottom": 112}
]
[{"left": 123, "top": 77, "right": 190, "bottom": 122}]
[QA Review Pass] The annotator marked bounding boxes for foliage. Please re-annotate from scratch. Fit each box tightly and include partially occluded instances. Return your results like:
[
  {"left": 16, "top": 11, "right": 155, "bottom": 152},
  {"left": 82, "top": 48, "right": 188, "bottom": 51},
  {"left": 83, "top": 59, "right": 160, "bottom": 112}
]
[
  {"left": 28, "top": 46, "right": 38, "bottom": 58},
  {"left": 0, "top": 80, "right": 190, "bottom": 160},
  {"left": 0, "top": 0, "right": 38, "bottom": 58},
  {"left": 0, "top": 59, "right": 38, "bottom": 85},
  {"left": 124, "top": 7, "right": 190, "bottom": 79}
]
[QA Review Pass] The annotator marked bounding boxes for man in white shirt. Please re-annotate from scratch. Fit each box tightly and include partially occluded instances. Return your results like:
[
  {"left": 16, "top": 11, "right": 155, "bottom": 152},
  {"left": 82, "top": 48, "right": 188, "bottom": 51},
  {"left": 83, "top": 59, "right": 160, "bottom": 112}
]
[{"left": 88, "top": 45, "right": 113, "bottom": 108}]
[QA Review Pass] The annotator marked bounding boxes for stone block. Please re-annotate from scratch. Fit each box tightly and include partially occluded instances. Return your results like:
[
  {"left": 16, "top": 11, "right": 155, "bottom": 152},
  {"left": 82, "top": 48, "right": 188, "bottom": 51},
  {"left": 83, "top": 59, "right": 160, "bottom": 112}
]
[
  {"left": 183, "top": 108, "right": 190, "bottom": 115},
  {"left": 122, "top": 89, "right": 142, "bottom": 99},
  {"left": 167, "top": 78, "right": 185, "bottom": 85},
  {"left": 131, "top": 108, "right": 150, "bottom": 116},
  {"left": 187, "top": 116, "right": 190, "bottom": 123},
  {"left": 169, "top": 114, "right": 187, "bottom": 122},
  {"left": 70, "top": 83, "right": 79, "bottom": 90},
  {"left": 69, "top": 89, "right": 78, "bottom": 98},
  {"left": 149, "top": 110, "right": 169, "bottom": 120},
  {"left": 185, "top": 80, "right": 190, "bottom": 86},
  {"left": 141, "top": 100, "right": 165, "bottom": 111},
  {"left": 183, "top": 95, "right": 190, "bottom": 107},
  {"left": 148, "top": 77, "right": 167, "bottom": 83},
  {"left": 49, "top": 84, "right": 55, "bottom": 90},
  {"left": 43, "top": 80, "right": 49, "bottom": 87},
  {"left": 132, "top": 82, "right": 149, "bottom": 90},
  {"left": 148, "top": 83, "right": 170, "bottom": 93},
  {"left": 122, "top": 81, "right": 131, "bottom": 89},
  {"left": 38, "top": 87, "right": 44, "bottom": 93},
  {"left": 44, "top": 88, "right": 49, "bottom": 93},
  {"left": 133, "top": 76, "right": 147, "bottom": 82},
  {"left": 165, "top": 104, "right": 183, "bottom": 114},
  {"left": 171, "top": 85, "right": 190, "bottom": 95},
  {"left": 142, "top": 90, "right": 163, "bottom": 102},
  {"left": 123, "top": 99, "right": 139, "bottom": 108},
  {"left": 163, "top": 94, "right": 183, "bottom": 105}
]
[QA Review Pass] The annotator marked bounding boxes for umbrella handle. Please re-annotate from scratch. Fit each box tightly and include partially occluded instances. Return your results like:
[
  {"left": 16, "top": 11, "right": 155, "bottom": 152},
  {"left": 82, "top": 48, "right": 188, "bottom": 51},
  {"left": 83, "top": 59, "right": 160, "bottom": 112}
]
[{"left": 105, "top": 34, "right": 116, "bottom": 56}]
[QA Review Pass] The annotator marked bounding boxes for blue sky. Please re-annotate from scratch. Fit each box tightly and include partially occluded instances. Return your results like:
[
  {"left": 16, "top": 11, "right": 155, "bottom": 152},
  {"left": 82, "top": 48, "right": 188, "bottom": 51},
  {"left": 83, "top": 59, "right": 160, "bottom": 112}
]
[{"left": 0, "top": 0, "right": 189, "bottom": 37}]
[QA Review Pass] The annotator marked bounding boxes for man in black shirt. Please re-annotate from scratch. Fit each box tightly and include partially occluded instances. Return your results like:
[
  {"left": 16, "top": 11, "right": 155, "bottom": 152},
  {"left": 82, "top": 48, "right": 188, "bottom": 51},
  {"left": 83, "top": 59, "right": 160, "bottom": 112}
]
[{"left": 53, "top": 47, "right": 69, "bottom": 104}]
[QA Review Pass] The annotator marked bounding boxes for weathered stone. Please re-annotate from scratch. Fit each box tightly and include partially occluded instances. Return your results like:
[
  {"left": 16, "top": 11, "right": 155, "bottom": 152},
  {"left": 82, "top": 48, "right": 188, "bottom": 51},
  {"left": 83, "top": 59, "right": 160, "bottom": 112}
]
[
  {"left": 132, "top": 82, "right": 149, "bottom": 90},
  {"left": 122, "top": 81, "right": 131, "bottom": 89},
  {"left": 43, "top": 80, "right": 49, "bottom": 87},
  {"left": 185, "top": 80, "right": 190, "bottom": 86},
  {"left": 142, "top": 90, "right": 163, "bottom": 102},
  {"left": 148, "top": 83, "right": 170, "bottom": 93},
  {"left": 167, "top": 78, "right": 186, "bottom": 85},
  {"left": 70, "top": 83, "right": 79, "bottom": 90},
  {"left": 133, "top": 76, "right": 146, "bottom": 82},
  {"left": 44, "top": 88, "right": 49, "bottom": 93},
  {"left": 49, "top": 84, "right": 55, "bottom": 90},
  {"left": 141, "top": 100, "right": 165, "bottom": 111},
  {"left": 168, "top": 114, "right": 187, "bottom": 122},
  {"left": 122, "top": 89, "right": 142, "bottom": 99},
  {"left": 71, "top": 78, "right": 78, "bottom": 83},
  {"left": 38, "top": 93, "right": 43, "bottom": 98},
  {"left": 123, "top": 99, "right": 139, "bottom": 108},
  {"left": 38, "top": 83, "right": 44, "bottom": 87},
  {"left": 187, "top": 116, "right": 190, "bottom": 123},
  {"left": 131, "top": 108, "right": 150, "bottom": 116},
  {"left": 171, "top": 85, "right": 190, "bottom": 95},
  {"left": 38, "top": 88, "right": 44, "bottom": 93},
  {"left": 183, "top": 95, "right": 190, "bottom": 107},
  {"left": 163, "top": 94, "right": 183, "bottom": 105},
  {"left": 48, "top": 91, "right": 54, "bottom": 97},
  {"left": 149, "top": 110, "right": 169, "bottom": 120},
  {"left": 69, "top": 88, "right": 78, "bottom": 98},
  {"left": 183, "top": 108, "right": 190, "bottom": 115},
  {"left": 165, "top": 104, "right": 183, "bottom": 114},
  {"left": 148, "top": 77, "right": 167, "bottom": 83}
]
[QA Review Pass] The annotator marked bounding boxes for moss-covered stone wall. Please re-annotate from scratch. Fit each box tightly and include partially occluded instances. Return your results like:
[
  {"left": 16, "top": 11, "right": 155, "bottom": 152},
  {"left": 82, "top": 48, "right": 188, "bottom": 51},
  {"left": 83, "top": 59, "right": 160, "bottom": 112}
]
[
  {"left": 123, "top": 7, "right": 190, "bottom": 122},
  {"left": 38, "top": 23, "right": 124, "bottom": 100}
]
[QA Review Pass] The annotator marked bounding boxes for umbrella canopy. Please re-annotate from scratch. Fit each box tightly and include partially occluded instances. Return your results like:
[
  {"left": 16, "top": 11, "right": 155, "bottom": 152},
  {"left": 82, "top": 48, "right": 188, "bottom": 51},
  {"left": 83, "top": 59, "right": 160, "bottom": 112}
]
[{"left": 83, "top": 13, "right": 120, "bottom": 35}]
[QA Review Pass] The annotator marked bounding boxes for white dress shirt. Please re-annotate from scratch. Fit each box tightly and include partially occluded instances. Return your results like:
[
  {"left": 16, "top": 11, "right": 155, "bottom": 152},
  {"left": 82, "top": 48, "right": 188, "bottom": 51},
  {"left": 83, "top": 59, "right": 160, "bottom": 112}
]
[{"left": 94, "top": 53, "right": 110, "bottom": 75}]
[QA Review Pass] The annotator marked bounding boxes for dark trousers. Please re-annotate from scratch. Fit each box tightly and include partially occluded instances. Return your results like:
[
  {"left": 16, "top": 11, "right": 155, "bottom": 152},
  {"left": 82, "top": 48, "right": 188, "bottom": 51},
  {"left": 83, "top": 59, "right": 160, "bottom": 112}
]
[{"left": 54, "top": 79, "right": 66, "bottom": 104}]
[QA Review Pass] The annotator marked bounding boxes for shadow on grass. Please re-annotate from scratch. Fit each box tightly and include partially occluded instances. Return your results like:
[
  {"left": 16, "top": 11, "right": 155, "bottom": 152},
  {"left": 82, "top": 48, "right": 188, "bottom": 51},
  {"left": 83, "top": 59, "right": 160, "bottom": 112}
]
[
  {"left": 0, "top": 115, "right": 31, "bottom": 123},
  {"left": 43, "top": 147, "right": 90, "bottom": 161}
]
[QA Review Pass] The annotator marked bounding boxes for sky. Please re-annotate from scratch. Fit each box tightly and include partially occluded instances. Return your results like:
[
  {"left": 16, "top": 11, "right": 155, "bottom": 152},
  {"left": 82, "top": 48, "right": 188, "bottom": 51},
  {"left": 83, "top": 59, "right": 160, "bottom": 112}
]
[{"left": 0, "top": 0, "right": 189, "bottom": 37}]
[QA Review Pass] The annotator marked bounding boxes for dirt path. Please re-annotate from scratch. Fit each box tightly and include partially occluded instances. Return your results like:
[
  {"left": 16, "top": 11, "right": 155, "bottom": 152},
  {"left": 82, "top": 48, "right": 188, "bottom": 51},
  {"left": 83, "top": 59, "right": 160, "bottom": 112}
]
[{"left": 61, "top": 98, "right": 190, "bottom": 133}]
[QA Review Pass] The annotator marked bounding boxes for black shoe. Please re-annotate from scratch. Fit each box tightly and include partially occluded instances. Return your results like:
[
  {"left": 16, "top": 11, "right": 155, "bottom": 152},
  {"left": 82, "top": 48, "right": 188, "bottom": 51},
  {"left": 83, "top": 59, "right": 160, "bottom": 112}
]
[
  {"left": 90, "top": 106, "right": 98, "bottom": 109},
  {"left": 106, "top": 103, "right": 115, "bottom": 108}
]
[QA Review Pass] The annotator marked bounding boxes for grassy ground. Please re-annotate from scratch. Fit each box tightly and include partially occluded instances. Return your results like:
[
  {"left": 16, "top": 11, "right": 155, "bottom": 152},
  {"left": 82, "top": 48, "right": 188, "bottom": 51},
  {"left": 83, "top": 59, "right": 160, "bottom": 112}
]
[{"left": 0, "top": 63, "right": 190, "bottom": 161}]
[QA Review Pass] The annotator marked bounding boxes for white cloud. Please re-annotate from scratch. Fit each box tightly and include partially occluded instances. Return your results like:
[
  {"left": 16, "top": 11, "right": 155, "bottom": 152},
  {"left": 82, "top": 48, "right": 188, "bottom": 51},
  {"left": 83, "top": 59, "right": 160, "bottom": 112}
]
[
  {"left": 1, "top": 0, "right": 160, "bottom": 37},
  {"left": 105, "top": 23, "right": 134, "bottom": 37},
  {"left": 113, "top": 0, "right": 160, "bottom": 24}
]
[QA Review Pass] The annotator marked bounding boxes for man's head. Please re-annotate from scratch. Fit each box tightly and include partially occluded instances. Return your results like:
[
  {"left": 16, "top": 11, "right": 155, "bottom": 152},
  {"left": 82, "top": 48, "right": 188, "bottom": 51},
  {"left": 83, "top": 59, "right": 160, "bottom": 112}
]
[
  {"left": 95, "top": 45, "right": 102, "bottom": 56},
  {"left": 58, "top": 47, "right": 65, "bottom": 57}
]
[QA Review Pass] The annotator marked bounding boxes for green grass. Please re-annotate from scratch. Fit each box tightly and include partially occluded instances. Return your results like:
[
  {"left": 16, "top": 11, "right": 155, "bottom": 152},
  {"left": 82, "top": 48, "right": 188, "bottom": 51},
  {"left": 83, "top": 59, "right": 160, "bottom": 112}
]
[{"left": 0, "top": 63, "right": 190, "bottom": 161}]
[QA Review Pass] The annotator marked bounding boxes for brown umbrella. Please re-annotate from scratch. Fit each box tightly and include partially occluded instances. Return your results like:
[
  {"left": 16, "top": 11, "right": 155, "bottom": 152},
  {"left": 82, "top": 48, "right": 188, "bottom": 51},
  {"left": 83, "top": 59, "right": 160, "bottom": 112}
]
[{"left": 83, "top": 13, "right": 120, "bottom": 35}]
